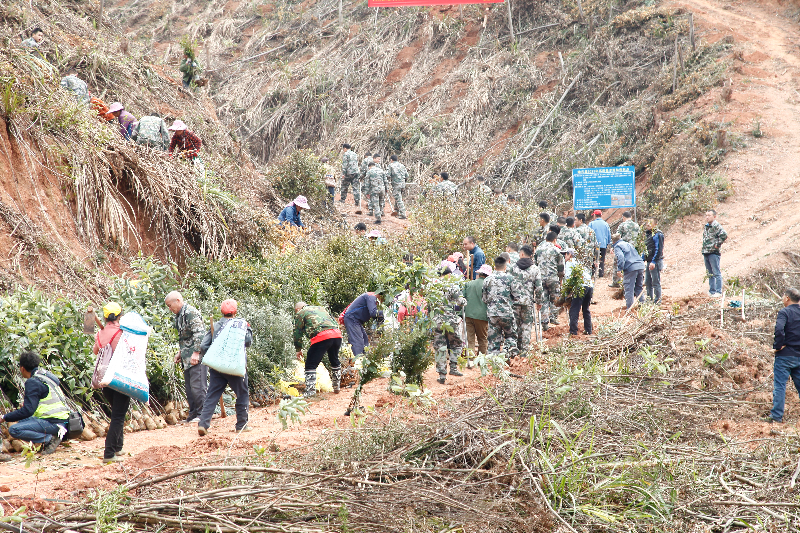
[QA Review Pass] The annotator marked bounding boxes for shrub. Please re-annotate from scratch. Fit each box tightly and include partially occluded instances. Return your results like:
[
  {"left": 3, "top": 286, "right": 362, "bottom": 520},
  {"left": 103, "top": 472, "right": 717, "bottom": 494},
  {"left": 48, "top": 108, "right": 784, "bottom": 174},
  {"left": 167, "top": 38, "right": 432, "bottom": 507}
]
[{"left": 267, "top": 149, "right": 327, "bottom": 208}]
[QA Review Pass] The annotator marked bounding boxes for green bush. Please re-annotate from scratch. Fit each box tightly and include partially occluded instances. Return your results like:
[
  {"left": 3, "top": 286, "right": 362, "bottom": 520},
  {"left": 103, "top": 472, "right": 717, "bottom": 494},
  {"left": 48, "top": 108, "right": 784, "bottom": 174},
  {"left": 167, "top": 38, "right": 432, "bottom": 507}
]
[{"left": 267, "top": 149, "right": 327, "bottom": 207}]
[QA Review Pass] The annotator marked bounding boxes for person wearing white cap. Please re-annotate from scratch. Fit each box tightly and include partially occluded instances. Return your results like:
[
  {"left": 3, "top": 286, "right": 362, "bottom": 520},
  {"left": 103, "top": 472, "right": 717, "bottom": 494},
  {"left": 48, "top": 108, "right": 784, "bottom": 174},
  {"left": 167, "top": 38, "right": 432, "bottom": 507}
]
[
  {"left": 108, "top": 102, "right": 137, "bottom": 140},
  {"left": 278, "top": 196, "right": 310, "bottom": 228},
  {"left": 168, "top": 120, "right": 203, "bottom": 160}
]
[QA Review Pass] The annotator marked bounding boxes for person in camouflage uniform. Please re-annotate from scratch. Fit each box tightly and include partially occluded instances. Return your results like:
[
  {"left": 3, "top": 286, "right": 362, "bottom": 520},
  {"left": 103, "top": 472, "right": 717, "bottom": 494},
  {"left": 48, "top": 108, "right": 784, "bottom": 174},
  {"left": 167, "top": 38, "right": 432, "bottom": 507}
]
[
  {"left": 538, "top": 201, "right": 557, "bottom": 230},
  {"left": 575, "top": 213, "right": 597, "bottom": 270},
  {"left": 387, "top": 155, "right": 408, "bottom": 219},
  {"left": 340, "top": 144, "right": 361, "bottom": 209},
  {"left": 165, "top": 291, "right": 207, "bottom": 423},
  {"left": 476, "top": 175, "right": 492, "bottom": 196},
  {"left": 549, "top": 224, "right": 568, "bottom": 252},
  {"left": 365, "top": 162, "right": 389, "bottom": 224},
  {"left": 701, "top": 209, "right": 728, "bottom": 296},
  {"left": 60, "top": 73, "right": 90, "bottom": 105},
  {"left": 433, "top": 172, "right": 458, "bottom": 196},
  {"left": 535, "top": 213, "right": 551, "bottom": 247},
  {"left": 559, "top": 217, "right": 585, "bottom": 251},
  {"left": 293, "top": 302, "right": 343, "bottom": 398},
  {"left": 505, "top": 242, "right": 520, "bottom": 267},
  {"left": 430, "top": 266, "right": 467, "bottom": 384},
  {"left": 482, "top": 256, "right": 520, "bottom": 358},
  {"left": 534, "top": 232, "right": 565, "bottom": 330},
  {"left": 132, "top": 113, "right": 170, "bottom": 150},
  {"left": 612, "top": 212, "right": 641, "bottom": 287},
  {"left": 508, "top": 245, "right": 543, "bottom": 356}
]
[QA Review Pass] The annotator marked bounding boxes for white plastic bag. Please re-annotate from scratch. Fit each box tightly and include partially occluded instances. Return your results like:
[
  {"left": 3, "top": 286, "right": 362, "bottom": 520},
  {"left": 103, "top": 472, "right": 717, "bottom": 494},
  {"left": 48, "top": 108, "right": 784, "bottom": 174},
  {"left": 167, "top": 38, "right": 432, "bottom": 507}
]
[{"left": 102, "top": 312, "right": 151, "bottom": 403}]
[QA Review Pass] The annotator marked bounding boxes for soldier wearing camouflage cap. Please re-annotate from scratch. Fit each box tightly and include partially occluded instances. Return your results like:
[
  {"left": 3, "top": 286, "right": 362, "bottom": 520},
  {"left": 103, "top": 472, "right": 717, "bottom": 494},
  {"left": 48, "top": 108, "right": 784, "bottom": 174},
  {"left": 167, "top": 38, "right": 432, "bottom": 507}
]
[{"left": 482, "top": 256, "right": 521, "bottom": 358}]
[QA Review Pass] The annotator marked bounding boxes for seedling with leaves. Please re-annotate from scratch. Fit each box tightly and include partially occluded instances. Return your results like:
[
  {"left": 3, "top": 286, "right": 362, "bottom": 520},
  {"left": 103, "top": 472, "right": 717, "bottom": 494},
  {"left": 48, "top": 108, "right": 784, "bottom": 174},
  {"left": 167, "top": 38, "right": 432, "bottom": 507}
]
[{"left": 276, "top": 397, "right": 309, "bottom": 430}]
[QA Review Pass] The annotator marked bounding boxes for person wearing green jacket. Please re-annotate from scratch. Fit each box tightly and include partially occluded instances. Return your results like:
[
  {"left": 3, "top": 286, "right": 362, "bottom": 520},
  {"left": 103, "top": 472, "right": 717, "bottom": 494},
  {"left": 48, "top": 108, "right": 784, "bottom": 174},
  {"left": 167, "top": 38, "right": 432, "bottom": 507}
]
[{"left": 463, "top": 264, "right": 492, "bottom": 365}]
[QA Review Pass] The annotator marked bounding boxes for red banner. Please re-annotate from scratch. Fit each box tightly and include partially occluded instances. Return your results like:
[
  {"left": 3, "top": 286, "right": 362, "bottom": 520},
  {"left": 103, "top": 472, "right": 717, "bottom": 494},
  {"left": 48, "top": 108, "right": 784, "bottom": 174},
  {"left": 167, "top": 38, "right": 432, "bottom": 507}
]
[{"left": 368, "top": 0, "right": 501, "bottom": 6}]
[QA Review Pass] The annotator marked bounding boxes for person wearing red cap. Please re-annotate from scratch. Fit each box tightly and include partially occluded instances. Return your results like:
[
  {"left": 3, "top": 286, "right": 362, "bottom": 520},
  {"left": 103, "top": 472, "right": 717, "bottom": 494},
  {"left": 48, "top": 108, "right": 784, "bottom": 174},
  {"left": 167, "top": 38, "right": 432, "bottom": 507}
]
[
  {"left": 197, "top": 299, "right": 253, "bottom": 435},
  {"left": 588, "top": 210, "right": 611, "bottom": 277}
]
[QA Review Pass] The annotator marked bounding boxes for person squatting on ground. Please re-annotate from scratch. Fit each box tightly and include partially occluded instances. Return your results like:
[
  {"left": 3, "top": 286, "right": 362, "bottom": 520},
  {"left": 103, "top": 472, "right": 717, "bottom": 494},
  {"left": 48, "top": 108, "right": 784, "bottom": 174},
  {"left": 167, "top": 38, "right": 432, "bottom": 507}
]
[
  {"left": 340, "top": 144, "right": 361, "bottom": 210},
  {"left": 563, "top": 249, "right": 594, "bottom": 336},
  {"left": 365, "top": 161, "right": 389, "bottom": 224},
  {"left": 702, "top": 209, "right": 728, "bottom": 297},
  {"left": 482, "top": 256, "right": 520, "bottom": 359},
  {"left": 534, "top": 232, "right": 565, "bottom": 330},
  {"left": 508, "top": 245, "right": 543, "bottom": 357},
  {"left": 387, "top": 154, "right": 408, "bottom": 219},
  {"left": 432, "top": 264, "right": 467, "bottom": 384},
  {"left": 294, "top": 302, "right": 343, "bottom": 398},
  {"left": 611, "top": 211, "right": 640, "bottom": 288},
  {"left": 342, "top": 292, "right": 384, "bottom": 357},
  {"left": 462, "top": 236, "right": 485, "bottom": 280},
  {"left": 108, "top": 102, "right": 137, "bottom": 140},
  {"left": 93, "top": 302, "right": 130, "bottom": 463},
  {"left": 168, "top": 120, "right": 202, "bottom": 161},
  {"left": 278, "top": 195, "right": 310, "bottom": 228},
  {"left": 589, "top": 210, "right": 611, "bottom": 277},
  {"left": 463, "top": 264, "right": 492, "bottom": 365},
  {"left": 612, "top": 233, "right": 646, "bottom": 310},
  {"left": 197, "top": 299, "right": 253, "bottom": 436},
  {"left": 0, "top": 351, "right": 69, "bottom": 456},
  {"left": 767, "top": 288, "right": 800, "bottom": 423},
  {"left": 641, "top": 219, "right": 665, "bottom": 304},
  {"left": 165, "top": 291, "right": 207, "bottom": 423}
]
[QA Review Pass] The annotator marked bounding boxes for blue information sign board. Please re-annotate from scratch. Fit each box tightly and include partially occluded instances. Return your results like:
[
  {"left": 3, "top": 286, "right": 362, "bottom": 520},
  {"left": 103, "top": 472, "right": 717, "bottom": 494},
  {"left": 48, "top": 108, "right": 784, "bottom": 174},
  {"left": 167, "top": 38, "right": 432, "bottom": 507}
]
[{"left": 572, "top": 166, "right": 636, "bottom": 210}]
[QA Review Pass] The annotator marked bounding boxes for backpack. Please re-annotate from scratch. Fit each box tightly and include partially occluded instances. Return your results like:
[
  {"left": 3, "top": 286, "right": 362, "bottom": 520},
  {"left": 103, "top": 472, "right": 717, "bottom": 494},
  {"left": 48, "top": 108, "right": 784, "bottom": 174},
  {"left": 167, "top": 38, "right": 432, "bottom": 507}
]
[
  {"left": 34, "top": 371, "right": 85, "bottom": 441},
  {"left": 92, "top": 328, "right": 122, "bottom": 389}
]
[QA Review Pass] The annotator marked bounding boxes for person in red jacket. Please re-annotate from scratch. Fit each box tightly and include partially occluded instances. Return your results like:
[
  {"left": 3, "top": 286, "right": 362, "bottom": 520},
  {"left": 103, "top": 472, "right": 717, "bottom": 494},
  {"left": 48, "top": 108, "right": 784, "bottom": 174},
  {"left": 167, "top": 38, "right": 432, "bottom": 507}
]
[{"left": 168, "top": 120, "right": 202, "bottom": 160}]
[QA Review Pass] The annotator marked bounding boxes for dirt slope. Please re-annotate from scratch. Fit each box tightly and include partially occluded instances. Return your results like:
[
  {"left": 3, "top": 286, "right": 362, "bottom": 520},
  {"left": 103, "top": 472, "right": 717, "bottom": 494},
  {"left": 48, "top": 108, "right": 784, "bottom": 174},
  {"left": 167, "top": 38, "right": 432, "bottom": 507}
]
[{"left": 663, "top": 0, "right": 800, "bottom": 296}]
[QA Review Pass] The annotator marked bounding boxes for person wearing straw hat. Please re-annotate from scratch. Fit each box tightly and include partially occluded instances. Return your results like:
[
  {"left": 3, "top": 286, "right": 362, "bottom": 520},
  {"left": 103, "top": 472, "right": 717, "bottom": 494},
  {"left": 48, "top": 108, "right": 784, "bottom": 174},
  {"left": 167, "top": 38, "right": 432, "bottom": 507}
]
[
  {"left": 278, "top": 196, "right": 310, "bottom": 228},
  {"left": 168, "top": 120, "right": 203, "bottom": 160},
  {"left": 91, "top": 302, "right": 130, "bottom": 463},
  {"left": 197, "top": 299, "right": 253, "bottom": 435},
  {"left": 108, "top": 102, "right": 137, "bottom": 140}
]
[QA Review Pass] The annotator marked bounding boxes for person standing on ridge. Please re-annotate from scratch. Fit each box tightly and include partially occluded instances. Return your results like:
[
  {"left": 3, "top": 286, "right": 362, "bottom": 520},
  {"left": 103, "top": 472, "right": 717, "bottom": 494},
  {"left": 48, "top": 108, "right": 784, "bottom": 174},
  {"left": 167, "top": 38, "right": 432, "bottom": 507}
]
[
  {"left": 589, "top": 210, "right": 612, "bottom": 277},
  {"left": 365, "top": 161, "right": 389, "bottom": 225},
  {"left": 767, "top": 288, "right": 800, "bottom": 423},
  {"left": 165, "top": 291, "right": 207, "bottom": 424},
  {"left": 197, "top": 299, "right": 253, "bottom": 435},
  {"left": 702, "top": 209, "right": 728, "bottom": 297},
  {"left": 387, "top": 154, "right": 408, "bottom": 219},
  {"left": 340, "top": 144, "right": 361, "bottom": 212},
  {"left": 462, "top": 236, "right": 485, "bottom": 280}
]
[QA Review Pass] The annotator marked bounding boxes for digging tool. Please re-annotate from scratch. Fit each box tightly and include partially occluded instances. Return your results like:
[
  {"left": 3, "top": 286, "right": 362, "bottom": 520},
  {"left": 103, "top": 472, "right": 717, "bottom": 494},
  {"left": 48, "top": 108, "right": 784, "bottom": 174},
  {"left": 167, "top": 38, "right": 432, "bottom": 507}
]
[
  {"left": 210, "top": 316, "right": 226, "bottom": 418},
  {"left": 533, "top": 303, "right": 542, "bottom": 343}
]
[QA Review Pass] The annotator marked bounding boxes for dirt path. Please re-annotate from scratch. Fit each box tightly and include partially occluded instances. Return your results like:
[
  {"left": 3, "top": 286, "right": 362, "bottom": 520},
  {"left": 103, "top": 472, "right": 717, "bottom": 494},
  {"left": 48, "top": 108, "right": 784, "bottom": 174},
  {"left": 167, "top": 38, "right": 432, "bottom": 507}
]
[{"left": 663, "top": 0, "right": 800, "bottom": 296}]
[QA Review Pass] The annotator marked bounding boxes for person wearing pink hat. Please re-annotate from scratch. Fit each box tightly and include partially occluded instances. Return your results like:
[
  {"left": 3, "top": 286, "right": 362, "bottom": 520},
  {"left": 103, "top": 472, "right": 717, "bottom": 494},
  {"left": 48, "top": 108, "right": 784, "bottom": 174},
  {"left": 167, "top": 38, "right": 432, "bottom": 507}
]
[
  {"left": 463, "top": 264, "right": 492, "bottom": 365},
  {"left": 197, "top": 299, "right": 253, "bottom": 435},
  {"left": 367, "top": 229, "right": 386, "bottom": 245},
  {"left": 278, "top": 196, "right": 310, "bottom": 228},
  {"left": 108, "top": 102, "right": 137, "bottom": 140},
  {"left": 168, "top": 120, "right": 203, "bottom": 160}
]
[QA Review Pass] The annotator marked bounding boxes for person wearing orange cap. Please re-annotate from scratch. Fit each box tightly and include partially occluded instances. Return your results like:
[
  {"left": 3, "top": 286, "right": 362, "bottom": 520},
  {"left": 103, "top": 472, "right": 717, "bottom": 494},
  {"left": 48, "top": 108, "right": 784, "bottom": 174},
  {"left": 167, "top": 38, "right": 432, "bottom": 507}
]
[{"left": 197, "top": 299, "right": 253, "bottom": 435}]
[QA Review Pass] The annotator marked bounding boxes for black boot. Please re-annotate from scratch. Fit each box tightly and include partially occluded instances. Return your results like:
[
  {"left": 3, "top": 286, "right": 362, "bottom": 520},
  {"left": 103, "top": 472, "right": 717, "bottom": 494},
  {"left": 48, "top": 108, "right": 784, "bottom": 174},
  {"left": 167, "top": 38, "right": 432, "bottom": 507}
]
[
  {"left": 449, "top": 362, "right": 463, "bottom": 377},
  {"left": 437, "top": 374, "right": 446, "bottom": 384}
]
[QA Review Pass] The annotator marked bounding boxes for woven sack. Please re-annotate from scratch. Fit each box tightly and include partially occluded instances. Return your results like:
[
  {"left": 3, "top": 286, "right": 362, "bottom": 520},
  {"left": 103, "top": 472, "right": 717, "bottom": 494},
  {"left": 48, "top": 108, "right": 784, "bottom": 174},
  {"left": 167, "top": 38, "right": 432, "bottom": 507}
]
[{"left": 202, "top": 318, "right": 248, "bottom": 376}]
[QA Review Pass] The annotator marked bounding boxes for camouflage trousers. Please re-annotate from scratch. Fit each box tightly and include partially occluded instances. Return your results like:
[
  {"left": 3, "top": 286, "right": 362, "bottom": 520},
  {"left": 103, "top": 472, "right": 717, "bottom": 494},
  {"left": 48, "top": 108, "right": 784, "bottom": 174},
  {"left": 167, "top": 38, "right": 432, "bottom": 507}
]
[
  {"left": 340, "top": 173, "right": 361, "bottom": 204},
  {"left": 541, "top": 277, "right": 561, "bottom": 325},
  {"left": 513, "top": 305, "right": 534, "bottom": 356},
  {"left": 487, "top": 316, "right": 518, "bottom": 357},
  {"left": 368, "top": 192, "right": 385, "bottom": 219},
  {"left": 433, "top": 327, "right": 463, "bottom": 374},
  {"left": 392, "top": 186, "right": 406, "bottom": 217}
]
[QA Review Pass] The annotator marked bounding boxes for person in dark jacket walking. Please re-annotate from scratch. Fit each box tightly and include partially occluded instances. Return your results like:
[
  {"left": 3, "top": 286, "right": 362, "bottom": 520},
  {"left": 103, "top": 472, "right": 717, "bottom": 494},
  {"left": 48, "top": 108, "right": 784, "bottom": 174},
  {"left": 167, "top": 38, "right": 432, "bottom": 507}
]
[
  {"left": 767, "top": 288, "right": 800, "bottom": 423},
  {"left": 462, "top": 236, "right": 486, "bottom": 279},
  {"left": 342, "top": 292, "right": 384, "bottom": 357},
  {"left": 641, "top": 219, "right": 665, "bottom": 304},
  {"left": 197, "top": 299, "right": 253, "bottom": 436},
  {"left": 0, "top": 351, "right": 69, "bottom": 456}
]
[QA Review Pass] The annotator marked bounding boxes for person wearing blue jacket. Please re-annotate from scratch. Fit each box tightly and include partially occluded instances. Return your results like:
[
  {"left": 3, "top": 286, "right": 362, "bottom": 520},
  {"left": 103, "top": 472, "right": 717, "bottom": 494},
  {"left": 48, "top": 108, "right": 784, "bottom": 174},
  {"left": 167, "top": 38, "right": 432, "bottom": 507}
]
[
  {"left": 612, "top": 233, "right": 645, "bottom": 310},
  {"left": 768, "top": 288, "right": 800, "bottom": 423},
  {"left": 342, "top": 292, "right": 384, "bottom": 356},
  {"left": 462, "top": 236, "right": 485, "bottom": 279},
  {"left": 641, "top": 219, "right": 665, "bottom": 304},
  {"left": 588, "top": 210, "right": 612, "bottom": 277},
  {"left": 278, "top": 196, "right": 310, "bottom": 228}
]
